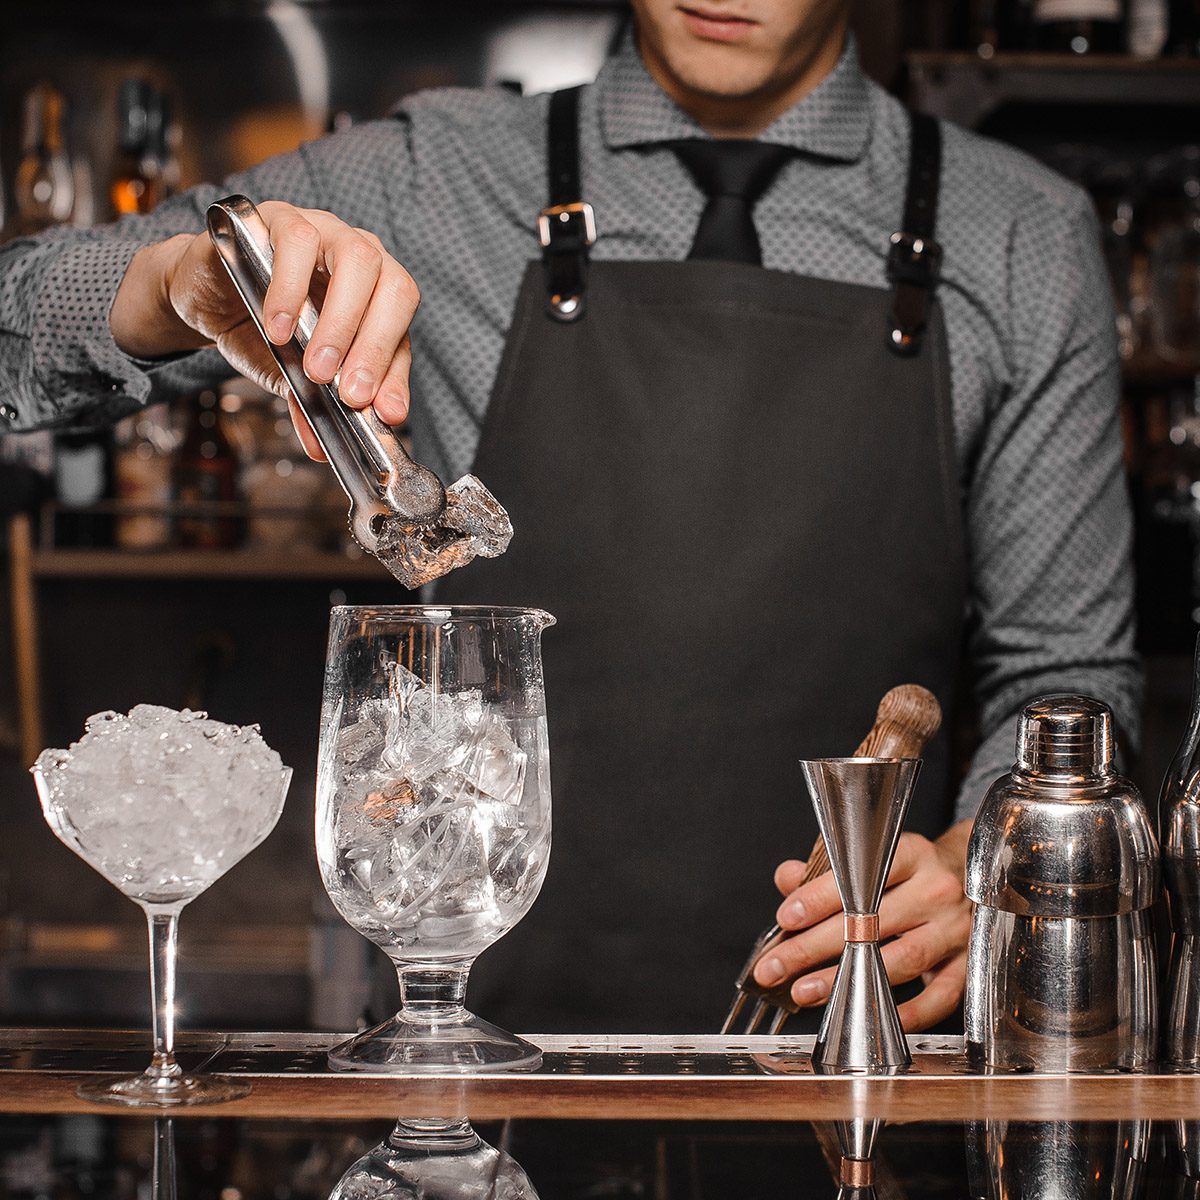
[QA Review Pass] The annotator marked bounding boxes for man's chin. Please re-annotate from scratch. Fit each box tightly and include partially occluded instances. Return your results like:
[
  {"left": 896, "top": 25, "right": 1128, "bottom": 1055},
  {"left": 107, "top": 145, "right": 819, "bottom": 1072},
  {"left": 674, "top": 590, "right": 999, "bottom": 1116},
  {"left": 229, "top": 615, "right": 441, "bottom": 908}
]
[{"left": 662, "top": 47, "right": 780, "bottom": 103}]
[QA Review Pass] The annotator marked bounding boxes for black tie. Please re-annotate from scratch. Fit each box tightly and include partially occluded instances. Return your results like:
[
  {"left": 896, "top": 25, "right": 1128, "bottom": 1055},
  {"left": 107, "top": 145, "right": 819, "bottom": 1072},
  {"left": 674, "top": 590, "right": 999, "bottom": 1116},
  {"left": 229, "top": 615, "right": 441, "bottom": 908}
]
[{"left": 667, "top": 139, "right": 794, "bottom": 266}]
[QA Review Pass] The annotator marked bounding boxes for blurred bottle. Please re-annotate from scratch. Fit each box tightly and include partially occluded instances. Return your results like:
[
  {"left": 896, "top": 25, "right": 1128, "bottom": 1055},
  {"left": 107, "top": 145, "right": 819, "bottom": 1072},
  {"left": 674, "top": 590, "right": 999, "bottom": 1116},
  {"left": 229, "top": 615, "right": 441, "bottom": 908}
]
[
  {"left": 1032, "top": 0, "right": 1126, "bottom": 51},
  {"left": 1128, "top": 0, "right": 1170, "bottom": 53},
  {"left": 111, "top": 79, "right": 162, "bottom": 217},
  {"left": 53, "top": 429, "right": 113, "bottom": 547},
  {"left": 173, "top": 392, "right": 244, "bottom": 550},
  {"left": 10, "top": 82, "right": 74, "bottom": 236},
  {"left": 1147, "top": 147, "right": 1200, "bottom": 365},
  {"left": 113, "top": 407, "right": 177, "bottom": 549}
]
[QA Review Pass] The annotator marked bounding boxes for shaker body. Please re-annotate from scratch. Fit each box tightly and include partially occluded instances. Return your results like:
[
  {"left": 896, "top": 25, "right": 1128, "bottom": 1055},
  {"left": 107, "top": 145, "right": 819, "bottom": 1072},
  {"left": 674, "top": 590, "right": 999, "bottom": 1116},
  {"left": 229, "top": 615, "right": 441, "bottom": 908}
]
[
  {"left": 965, "top": 905, "right": 1157, "bottom": 1072},
  {"left": 1166, "top": 766, "right": 1200, "bottom": 1067}
]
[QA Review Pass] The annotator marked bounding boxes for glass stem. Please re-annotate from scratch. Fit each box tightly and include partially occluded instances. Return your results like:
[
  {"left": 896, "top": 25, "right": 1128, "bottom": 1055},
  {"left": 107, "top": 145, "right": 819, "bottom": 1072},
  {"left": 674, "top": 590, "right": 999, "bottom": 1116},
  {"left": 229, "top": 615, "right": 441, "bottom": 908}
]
[
  {"left": 144, "top": 904, "right": 184, "bottom": 1081},
  {"left": 396, "top": 961, "right": 471, "bottom": 1025}
]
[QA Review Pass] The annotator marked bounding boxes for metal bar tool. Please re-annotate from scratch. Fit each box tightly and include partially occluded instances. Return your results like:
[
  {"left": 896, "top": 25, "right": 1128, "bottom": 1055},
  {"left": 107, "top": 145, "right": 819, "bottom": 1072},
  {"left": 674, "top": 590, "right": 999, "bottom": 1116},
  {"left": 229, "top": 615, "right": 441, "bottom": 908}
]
[
  {"left": 206, "top": 195, "right": 511, "bottom": 587},
  {"left": 804, "top": 754, "right": 920, "bottom": 1072},
  {"left": 721, "top": 685, "right": 941, "bottom": 1036}
]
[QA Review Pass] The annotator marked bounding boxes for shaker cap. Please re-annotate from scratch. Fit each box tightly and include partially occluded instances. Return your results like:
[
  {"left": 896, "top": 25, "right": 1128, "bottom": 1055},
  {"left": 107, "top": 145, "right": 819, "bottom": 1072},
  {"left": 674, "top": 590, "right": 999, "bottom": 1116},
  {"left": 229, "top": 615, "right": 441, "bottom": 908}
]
[
  {"left": 966, "top": 694, "right": 1159, "bottom": 917},
  {"left": 1017, "top": 694, "right": 1114, "bottom": 777}
]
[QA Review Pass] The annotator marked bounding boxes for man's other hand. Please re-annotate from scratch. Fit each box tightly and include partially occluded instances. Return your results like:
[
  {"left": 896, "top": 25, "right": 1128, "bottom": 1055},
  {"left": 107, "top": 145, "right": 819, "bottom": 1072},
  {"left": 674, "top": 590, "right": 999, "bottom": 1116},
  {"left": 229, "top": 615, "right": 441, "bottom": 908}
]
[{"left": 752, "top": 819, "right": 974, "bottom": 1031}]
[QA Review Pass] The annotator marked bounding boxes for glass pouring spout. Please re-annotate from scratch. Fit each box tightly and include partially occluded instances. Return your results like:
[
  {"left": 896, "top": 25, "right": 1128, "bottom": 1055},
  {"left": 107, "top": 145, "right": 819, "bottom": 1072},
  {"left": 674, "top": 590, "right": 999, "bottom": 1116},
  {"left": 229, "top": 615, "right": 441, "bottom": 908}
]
[{"left": 205, "top": 195, "right": 511, "bottom": 587}]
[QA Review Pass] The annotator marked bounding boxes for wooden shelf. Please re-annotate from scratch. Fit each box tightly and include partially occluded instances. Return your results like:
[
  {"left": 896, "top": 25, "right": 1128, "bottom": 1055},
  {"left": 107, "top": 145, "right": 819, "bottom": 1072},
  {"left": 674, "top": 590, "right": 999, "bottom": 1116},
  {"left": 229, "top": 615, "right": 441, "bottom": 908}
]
[
  {"left": 28, "top": 547, "right": 391, "bottom": 582},
  {"left": 908, "top": 52, "right": 1200, "bottom": 125}
]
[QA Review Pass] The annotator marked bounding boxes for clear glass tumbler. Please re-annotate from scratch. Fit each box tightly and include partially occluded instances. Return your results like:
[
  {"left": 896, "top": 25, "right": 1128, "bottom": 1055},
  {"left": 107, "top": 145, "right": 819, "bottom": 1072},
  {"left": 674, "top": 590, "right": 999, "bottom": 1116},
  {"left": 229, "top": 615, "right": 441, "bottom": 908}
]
[{"left": 317, "top": 605, "right": 554, "bottom": 1072}]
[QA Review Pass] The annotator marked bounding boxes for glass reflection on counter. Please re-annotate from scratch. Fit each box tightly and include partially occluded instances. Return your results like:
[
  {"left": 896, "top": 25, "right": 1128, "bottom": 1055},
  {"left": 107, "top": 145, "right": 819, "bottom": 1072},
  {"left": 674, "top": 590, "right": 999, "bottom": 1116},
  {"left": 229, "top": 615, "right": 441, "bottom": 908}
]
[
  {"left": 330, "top": 1119, "right": 537, "bottom": 1200},
  {"left": 967, "top": 1121, "right": 1150, "bottom": 1200}
]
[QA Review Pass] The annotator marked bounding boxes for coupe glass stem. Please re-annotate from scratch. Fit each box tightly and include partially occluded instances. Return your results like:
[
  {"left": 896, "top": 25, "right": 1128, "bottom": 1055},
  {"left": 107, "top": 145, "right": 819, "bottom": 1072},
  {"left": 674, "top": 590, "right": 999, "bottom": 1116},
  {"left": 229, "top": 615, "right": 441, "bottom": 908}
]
[
  {"left": 397, "top": 961, "right": 471, "bottom": 1024},
  {"left": 143, "top": 903, "right": 185, "bottom": 1081}
]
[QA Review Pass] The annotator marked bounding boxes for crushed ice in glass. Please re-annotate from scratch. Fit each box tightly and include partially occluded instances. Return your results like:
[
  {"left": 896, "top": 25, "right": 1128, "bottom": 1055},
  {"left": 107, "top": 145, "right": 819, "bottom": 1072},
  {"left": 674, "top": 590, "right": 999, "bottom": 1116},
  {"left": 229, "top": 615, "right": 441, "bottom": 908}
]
[
  {"left": 32, "top": 704, "right": 290, "bottom": 905},
  {"left": 374, "top": 473, "right": 513, "bottom": 589},
  {"left": 328, "top": 662, "right": 547, "bottom": 958}
]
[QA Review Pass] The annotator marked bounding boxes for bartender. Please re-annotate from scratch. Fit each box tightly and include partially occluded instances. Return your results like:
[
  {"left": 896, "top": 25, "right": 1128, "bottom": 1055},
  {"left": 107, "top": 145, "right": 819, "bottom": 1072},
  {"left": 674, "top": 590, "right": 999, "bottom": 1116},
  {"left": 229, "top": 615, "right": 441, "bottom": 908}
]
[{"left": 0, "top": 0, "right": 1137, "bottom": 1033}]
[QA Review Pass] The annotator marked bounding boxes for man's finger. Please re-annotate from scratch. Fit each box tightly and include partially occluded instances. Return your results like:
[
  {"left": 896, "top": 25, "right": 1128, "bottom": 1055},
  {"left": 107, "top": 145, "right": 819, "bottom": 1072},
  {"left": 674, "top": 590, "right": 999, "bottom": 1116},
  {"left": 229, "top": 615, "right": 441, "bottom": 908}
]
[
  {"left": 774, "top": 859, "right": 807, "bottom": 896},
  {"left": 339, "top": 264, "right": 419, "bottom": 410},
  {"left": 287, "top": 395, "right": 325, "bottom": 462},
  {"left": 878, "top": 925, "right": 955, "bottom": 988},
  {"left": 896, "top": 956, "right": 966, "bottom": 1032},
  {"left": 372, "top": 334, "right": 413, "bottom": 426},
  {"left": 774, "top": 868, "right": 841, "bottom": 931},
  {"left": 304, "top": 226, "right": 384, "bottom": 385},
  {"left": 261, "top": 211, "right": 321, "bottom": 344},
  {"left": 787, "top": 963, "right": 839, "bottom": 1009},
  {"left": 753, "top": 912, "right": 842, "bottom": 987}
]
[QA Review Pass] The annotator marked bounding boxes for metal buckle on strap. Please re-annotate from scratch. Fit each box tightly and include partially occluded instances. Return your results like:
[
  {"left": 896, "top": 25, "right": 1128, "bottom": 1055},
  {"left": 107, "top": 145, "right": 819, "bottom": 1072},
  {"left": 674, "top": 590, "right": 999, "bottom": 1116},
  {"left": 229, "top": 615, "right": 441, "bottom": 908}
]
[
  {"left": 887, "top": 230, "right": 941, "bottom": 286},
  {"left": 537, "top": 202, "right": 597, "bottom": 250}
]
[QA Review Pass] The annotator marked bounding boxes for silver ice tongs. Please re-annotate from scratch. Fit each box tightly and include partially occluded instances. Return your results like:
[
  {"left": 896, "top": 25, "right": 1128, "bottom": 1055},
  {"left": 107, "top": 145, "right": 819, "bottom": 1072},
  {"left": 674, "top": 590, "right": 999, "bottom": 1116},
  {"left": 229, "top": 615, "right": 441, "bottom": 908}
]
[{"left": 205, "top": 194, "right": 447, "bottom": 554}]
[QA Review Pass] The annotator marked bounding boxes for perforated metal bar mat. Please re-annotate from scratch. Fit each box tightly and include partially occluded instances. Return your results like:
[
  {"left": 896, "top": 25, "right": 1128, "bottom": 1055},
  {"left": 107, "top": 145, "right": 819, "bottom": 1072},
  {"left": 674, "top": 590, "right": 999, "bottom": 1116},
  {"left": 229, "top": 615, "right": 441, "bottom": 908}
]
[{"left": 0, "top": 1029, "right": 968, "bottom": 1079}]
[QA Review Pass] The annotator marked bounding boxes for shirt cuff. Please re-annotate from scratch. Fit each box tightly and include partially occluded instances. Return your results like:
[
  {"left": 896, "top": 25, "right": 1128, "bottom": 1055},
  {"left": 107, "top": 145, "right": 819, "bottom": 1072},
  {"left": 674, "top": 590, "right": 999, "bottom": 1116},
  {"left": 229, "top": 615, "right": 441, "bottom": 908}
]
[{"left": 27, "top": 237, "right": 172, "bottom": 427}]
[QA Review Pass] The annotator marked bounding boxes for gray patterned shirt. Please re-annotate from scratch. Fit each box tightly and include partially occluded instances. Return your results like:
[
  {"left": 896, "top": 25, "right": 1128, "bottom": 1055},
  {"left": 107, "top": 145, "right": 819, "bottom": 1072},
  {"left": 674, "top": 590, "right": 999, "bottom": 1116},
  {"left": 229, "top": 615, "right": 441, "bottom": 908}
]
[{"left": 0, "top": 34, "right": 1140, "bottom": 822}]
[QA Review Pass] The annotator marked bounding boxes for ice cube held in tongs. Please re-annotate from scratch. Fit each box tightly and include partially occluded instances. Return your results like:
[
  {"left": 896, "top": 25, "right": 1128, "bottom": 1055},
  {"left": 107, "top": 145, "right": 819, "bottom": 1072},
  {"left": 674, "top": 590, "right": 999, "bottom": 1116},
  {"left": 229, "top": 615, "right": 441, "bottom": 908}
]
[{"left": 205, "top": 195, "right": 512, "bottom": 588}]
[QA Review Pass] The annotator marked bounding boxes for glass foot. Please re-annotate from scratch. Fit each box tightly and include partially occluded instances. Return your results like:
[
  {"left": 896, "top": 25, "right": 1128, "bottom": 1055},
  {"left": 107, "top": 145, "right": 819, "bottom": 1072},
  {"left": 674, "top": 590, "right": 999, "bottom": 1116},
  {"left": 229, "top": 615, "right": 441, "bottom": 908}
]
[
  {"left": 328, "top": 1009, "right": 542, "bottom": 1074},
  {"left": 77, "top": 1072, "right": 251, "bottom": 1108}
]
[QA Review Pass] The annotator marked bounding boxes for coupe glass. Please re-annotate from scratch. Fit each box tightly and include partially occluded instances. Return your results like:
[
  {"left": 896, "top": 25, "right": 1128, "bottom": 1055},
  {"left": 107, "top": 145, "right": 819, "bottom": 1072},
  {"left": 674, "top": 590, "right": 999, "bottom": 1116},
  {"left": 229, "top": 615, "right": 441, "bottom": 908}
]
[
  {"left": 32, "top": 705, "right": 292, "bottom": 1107},
  {"left": 329, "top": 1118, "right": 539, "bottom": 1199},
  {"left": 317, "top": 605, "right": 554, "bottom": 1073}
]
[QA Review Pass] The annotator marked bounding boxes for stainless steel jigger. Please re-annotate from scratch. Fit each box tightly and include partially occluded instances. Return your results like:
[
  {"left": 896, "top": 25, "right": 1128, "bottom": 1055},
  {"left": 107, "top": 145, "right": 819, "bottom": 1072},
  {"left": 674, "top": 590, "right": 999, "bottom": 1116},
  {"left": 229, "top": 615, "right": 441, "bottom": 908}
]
[
  {"left": 800, "top": 757, "right": 921, "bottom": 1073},
  {"left": 205, "top": 195, "right": 446, "bottom": 552}
]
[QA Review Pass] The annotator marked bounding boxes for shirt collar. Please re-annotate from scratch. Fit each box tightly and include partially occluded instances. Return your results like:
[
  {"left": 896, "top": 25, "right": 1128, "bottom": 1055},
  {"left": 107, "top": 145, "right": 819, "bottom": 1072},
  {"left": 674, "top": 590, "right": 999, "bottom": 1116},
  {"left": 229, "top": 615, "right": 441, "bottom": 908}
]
[{"left": 597, "top": 27, "right": 872, "bottom": 164}]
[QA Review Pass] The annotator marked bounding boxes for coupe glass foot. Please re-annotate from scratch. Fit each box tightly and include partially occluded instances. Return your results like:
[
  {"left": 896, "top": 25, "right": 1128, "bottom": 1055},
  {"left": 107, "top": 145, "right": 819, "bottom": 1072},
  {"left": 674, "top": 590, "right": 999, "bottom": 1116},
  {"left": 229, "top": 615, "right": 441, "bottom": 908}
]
[
  {"left": 77, "top": 1072, "right": 251, "bottom": 1108},
  {"left": 327, "top": 1010, "right": 542, "bottom": 1074}
]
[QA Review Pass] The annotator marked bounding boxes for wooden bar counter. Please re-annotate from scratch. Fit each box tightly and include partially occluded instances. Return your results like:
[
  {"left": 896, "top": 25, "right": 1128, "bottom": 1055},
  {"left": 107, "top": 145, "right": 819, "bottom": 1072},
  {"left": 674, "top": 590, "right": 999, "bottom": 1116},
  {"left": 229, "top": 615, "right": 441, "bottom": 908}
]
[{"left": 2, "top": 1028, "right": 1198, "bottom": 1121}]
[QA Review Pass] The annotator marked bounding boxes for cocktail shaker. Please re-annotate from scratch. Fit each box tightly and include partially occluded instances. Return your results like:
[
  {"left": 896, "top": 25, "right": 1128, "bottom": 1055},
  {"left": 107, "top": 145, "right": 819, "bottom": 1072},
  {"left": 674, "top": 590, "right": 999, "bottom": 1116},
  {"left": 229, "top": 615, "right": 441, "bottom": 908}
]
[
  {"left": 1163, "top": 636, "right": 1200, "bottom": 1069},
  {"left": 964, "top": 696, "right": 1159, "bottom": 1072}
]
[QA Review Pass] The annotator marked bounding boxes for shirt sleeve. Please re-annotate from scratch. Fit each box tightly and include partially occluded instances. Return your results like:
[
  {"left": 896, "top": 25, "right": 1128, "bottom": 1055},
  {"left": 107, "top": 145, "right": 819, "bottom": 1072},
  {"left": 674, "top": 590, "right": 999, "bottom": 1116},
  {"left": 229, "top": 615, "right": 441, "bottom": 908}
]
[
  {"left": 0, "top": 117, "right": 417, "bottom": 432},
  {"left": 953, "top": 190, "right": 1143, "bottom": 823}
]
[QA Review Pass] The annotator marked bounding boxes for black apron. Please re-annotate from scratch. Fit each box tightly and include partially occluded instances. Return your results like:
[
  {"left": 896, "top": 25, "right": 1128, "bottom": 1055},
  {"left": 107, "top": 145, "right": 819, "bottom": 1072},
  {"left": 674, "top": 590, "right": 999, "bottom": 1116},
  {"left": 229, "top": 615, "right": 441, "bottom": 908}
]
[{"left": 437, "top": 90, "right": 966, "bottom": 1033}]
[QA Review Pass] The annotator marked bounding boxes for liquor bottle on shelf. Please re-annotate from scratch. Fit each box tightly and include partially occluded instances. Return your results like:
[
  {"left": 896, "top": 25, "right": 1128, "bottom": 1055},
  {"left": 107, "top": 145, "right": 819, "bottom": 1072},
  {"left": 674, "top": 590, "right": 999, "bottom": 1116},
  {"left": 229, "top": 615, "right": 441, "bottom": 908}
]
[
  {"left": 111, "top": 79, "right": 162, "bottom": 217},
  {"left": 9, "top": 82, "right": 74, "bottom": 236},
  {"left": 173, "top": 392, "right": 245, "bottom": 550},
  {"left": 53, "top": 429, "right": 113, "bottom": 548},
  {"left": 1032, "top": 0, "right": 1126, "bottom": 52},
  {"left": 1129, "top": 0, "right": 1170, "bottom": 54}
]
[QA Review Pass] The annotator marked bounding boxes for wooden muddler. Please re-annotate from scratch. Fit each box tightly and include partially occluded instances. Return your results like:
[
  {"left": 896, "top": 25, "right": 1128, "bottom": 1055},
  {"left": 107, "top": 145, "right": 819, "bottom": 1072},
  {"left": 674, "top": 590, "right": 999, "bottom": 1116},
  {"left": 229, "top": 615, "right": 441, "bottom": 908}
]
[{"left": 801, "top": 683, "right": 943, "bottom": 883}]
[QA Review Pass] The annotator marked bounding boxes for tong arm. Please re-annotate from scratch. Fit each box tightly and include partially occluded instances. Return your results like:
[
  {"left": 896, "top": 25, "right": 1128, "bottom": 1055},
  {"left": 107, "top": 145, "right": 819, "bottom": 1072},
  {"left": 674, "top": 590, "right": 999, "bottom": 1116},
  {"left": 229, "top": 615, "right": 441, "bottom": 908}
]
[{"left": 205, "top": 195, "right": 445, "bottom": 548}]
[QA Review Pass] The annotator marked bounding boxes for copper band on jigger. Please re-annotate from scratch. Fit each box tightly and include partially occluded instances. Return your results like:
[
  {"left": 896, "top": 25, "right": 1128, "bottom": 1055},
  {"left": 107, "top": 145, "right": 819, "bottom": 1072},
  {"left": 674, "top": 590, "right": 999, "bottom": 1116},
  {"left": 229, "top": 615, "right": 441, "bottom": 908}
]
[
  {"left": 840, "top": 1158, "right": 874, "bottom": 1187},
  {"left": 843, "top": 912, "right": 879, "bottom": 943}
]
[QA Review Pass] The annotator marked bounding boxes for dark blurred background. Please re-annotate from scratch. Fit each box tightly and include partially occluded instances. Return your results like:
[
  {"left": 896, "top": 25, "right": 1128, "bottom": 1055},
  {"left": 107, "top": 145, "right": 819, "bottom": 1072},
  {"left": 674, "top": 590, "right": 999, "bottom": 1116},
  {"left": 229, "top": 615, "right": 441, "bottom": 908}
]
[{"left": 0, "top": 0, "right": 1198, "bottom": 1035}]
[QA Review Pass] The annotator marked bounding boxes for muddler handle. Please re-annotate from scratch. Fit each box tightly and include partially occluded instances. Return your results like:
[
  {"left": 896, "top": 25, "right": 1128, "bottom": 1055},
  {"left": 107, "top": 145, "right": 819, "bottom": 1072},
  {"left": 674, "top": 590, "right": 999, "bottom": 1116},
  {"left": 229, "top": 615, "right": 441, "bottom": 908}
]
[{"left": 801, "top": 684, "right": 943, "bottom": 883}]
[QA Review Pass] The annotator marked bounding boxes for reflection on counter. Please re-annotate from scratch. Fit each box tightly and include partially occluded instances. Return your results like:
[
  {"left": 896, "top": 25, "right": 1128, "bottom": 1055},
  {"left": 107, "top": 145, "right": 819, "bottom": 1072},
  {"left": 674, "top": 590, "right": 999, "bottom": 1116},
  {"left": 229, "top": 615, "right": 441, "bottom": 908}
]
[
  {"left": 330, "top": 1119, "right": 537, "bottom": 1200},
  {"left": 968, "top": 1121, "right": 1150, "bottom": 1200},
  {"left": 15, "top": 1116, "right": 1200, "bottom": 1199}
]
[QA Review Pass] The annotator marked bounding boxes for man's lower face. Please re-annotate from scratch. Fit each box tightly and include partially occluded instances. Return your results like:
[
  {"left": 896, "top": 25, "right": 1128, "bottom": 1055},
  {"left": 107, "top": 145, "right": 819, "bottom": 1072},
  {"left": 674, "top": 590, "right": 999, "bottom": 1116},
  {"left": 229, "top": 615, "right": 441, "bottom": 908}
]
[{"left": 631, "top": 0, "right": 848, "bottom": 101}]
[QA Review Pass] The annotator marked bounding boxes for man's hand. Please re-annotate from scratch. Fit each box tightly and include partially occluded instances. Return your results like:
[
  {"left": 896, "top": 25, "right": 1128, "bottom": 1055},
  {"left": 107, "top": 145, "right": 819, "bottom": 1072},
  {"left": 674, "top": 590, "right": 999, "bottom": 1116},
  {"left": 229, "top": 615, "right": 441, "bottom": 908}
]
[
  {"left": 109, "top": 201, "right": 419, "bottom": 459},
  {"left": 752, "top": 819, "right": 974, "bottom": 1031}
]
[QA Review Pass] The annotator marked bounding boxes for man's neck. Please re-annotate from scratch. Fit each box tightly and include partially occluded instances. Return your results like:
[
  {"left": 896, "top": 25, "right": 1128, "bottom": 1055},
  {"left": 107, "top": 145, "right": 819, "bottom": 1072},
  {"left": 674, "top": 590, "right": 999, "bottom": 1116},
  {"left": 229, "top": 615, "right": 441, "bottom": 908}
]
[{"left": 637, "top": 22, "right": 849, "bottom": 138}]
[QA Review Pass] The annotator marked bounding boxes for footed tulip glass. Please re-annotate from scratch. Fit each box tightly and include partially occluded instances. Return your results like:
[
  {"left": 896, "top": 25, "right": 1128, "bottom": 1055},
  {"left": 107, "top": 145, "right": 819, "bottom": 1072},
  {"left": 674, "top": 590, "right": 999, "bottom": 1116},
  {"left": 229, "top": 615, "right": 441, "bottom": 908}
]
[{"left": 317, "top": 605, "right": 554, "bottom": 1072}]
